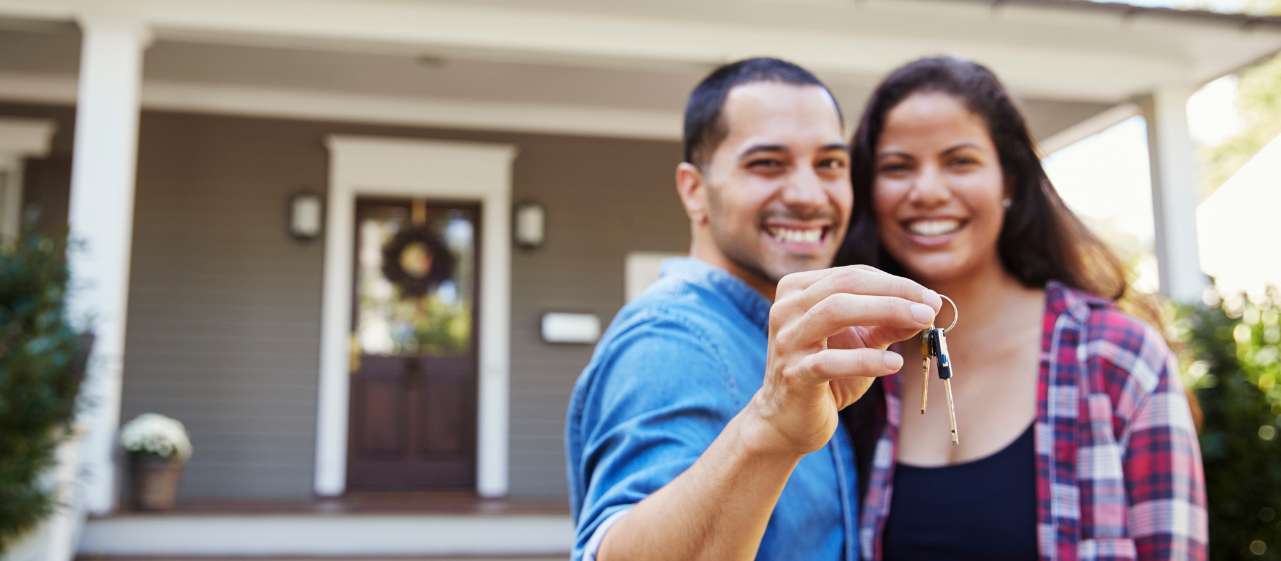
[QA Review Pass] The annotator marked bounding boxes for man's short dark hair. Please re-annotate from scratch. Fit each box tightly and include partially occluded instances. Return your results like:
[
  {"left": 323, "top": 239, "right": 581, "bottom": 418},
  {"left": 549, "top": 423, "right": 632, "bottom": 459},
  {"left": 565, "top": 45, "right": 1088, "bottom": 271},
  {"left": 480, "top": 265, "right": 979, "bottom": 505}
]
[{"left": 683, "top": 57, "right": 842, "bottom": 170}]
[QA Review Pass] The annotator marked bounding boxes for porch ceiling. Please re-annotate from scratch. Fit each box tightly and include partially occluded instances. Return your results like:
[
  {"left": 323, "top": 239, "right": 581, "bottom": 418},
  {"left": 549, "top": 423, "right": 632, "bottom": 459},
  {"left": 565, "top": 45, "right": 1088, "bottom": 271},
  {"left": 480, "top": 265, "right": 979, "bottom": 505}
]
[{"left": 0, "top": 0, "right": 1278, "bottom": 141}]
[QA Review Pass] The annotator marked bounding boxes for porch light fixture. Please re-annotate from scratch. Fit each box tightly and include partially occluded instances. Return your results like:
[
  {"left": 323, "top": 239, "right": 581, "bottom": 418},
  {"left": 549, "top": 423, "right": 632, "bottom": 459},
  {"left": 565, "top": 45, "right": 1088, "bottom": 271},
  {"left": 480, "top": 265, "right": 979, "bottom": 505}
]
[
  {"left": 289, "top": 191, "right": 323, "bottom": 240},
  {"left": 514, "top": 201, "right": 545, "bottom": 249}
]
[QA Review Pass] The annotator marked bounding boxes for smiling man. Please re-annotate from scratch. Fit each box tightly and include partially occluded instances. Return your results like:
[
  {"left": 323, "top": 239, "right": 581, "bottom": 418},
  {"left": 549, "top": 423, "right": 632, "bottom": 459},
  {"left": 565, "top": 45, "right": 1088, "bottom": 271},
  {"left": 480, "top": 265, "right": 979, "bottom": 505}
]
[{"left": 565, "top": 58, "right": 942, "bottom": 561}]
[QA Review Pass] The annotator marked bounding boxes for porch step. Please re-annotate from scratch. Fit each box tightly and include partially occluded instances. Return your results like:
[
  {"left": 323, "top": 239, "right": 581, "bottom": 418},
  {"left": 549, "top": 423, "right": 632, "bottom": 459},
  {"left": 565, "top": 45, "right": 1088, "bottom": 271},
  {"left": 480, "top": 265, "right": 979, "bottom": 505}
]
[{"left": 77, "top": 514, "right": 573, "bottom": 558}]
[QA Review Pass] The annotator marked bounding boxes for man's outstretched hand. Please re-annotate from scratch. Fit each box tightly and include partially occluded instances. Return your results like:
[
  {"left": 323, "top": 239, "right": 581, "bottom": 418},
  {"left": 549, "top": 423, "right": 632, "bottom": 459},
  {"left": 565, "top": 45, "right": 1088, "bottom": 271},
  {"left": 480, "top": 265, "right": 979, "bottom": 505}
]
[{"left": 746, "top": 265, "right": 942, "bottom": 458}]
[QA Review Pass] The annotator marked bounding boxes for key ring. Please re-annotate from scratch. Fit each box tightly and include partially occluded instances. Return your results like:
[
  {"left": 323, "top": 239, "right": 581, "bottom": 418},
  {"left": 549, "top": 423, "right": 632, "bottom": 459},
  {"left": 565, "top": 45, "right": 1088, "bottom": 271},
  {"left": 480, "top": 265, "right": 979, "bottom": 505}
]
[{"left": 939, "top": 294, "right": 959, "bottom": 333}]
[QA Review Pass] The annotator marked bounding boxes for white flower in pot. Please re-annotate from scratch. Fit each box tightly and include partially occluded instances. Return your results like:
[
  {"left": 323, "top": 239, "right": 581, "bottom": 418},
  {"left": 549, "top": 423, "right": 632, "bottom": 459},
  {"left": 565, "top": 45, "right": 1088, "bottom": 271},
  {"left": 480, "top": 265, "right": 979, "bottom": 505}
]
[{"left": 118, "top": 413, "right": 192, "bottom": 510}]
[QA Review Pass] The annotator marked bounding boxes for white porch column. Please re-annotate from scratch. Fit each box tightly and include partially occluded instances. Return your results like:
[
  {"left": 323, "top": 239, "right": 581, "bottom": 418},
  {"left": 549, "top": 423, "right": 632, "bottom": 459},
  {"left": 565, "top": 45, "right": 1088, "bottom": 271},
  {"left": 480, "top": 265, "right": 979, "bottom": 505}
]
[
  {"left": 67, "top": 14, "right": 151, "bottom": 515},
  {"left": 1141, "top": 86, "right": 1209, "bottom": 303},
  {"left": 0, "top": 118, "right": 57, "bottom": 241}
]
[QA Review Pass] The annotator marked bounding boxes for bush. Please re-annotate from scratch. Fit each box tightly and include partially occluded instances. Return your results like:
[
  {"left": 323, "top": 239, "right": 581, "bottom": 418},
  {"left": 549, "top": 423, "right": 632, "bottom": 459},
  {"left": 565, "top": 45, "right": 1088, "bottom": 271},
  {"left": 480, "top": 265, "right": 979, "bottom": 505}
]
[
  {"left": 1174, "top": 288, "right": 1281, "bottom": 560},
  {"left": 0, "top": 234, "right": 90, "bottom": 553}
]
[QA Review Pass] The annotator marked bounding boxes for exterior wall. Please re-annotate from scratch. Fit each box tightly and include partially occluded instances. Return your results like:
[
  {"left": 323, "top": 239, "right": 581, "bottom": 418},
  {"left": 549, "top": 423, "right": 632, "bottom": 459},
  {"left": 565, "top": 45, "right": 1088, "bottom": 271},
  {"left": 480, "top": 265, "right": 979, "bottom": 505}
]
[{"left": 3, "top": 103, "right": 686, "bottom": 501}]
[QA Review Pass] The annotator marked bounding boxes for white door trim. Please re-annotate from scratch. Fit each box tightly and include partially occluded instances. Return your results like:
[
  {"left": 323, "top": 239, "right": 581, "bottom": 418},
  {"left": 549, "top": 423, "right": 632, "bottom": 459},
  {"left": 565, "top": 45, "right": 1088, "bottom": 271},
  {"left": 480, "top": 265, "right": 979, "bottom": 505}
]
[{"left": 317, "top": 135, "right": 517, "bottom": 498}]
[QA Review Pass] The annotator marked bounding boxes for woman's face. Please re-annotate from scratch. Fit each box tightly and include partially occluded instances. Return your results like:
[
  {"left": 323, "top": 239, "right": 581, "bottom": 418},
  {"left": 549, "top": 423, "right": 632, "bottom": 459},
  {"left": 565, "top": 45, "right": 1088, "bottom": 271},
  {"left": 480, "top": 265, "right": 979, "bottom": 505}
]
[{"left": 872, "top": 91, "right": 1007, "bottom": 286}]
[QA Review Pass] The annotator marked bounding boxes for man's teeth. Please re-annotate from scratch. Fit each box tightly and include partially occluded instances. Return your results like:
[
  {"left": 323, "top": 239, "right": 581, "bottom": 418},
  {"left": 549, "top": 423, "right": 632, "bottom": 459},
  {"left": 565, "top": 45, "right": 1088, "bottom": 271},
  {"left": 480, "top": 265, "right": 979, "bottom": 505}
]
[
  {"left": 908, "top": 219, "right": 961, "bottom": 237},
  {"left": 769, "top": 227, "right": 823, "bottom": 244}
]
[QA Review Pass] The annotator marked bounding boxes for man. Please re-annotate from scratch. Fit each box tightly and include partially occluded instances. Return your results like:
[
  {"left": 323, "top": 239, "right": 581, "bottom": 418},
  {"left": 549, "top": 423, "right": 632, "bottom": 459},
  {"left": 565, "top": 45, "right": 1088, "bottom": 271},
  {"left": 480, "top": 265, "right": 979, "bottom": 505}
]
[{"left": 565, "top": 58, "right": 942, "bottom": 561}]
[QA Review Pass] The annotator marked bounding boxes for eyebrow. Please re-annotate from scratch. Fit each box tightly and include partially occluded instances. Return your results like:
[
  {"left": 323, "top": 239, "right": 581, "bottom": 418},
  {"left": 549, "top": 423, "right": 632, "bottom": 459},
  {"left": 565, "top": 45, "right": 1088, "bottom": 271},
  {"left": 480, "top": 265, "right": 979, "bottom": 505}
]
[
  {"left": 877, "top": 142, "right": 983, "bottom": 160},
  {"left": 738, "top": 144, "right": 787, "bottom": 160},
  {"left": 940, "top": 142, "right": 982, "bottom": 155},
  {"left": 738, "top": 142, "right": 851, "bottom": 160}
]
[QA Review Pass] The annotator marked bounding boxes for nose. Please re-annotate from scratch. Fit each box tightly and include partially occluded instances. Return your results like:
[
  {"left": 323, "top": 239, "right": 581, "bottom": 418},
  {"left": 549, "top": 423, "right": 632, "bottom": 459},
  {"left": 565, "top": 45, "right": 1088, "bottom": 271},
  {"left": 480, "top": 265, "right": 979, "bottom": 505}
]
[
  {"left": 909, "top": 164, "right": 951, "bottom": 207},
  {"left": 779, "top": 166, "right": 826, "bottom": 211}
]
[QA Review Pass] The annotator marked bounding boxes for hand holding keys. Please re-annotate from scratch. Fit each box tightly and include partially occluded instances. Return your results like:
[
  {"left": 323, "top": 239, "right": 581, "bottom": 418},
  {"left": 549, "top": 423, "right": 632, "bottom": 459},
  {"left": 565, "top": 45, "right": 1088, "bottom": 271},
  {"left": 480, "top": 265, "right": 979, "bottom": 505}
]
[{"left": 919, "top": 295, "right": 960, "bottom": 446}]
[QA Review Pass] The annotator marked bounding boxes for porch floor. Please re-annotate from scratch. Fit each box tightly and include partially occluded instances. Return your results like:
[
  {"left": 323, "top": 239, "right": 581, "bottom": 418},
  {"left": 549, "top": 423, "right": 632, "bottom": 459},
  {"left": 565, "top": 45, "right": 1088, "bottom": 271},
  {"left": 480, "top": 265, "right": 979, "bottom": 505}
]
[{"left": 78, "top": 496, "right": 574, "bottom": 559}]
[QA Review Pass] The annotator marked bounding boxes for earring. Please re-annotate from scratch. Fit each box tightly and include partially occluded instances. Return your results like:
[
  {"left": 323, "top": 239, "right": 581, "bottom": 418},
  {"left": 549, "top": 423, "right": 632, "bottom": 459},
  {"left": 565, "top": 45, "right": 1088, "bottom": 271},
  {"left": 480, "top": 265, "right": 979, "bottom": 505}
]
[{"left": 1002, "top": 198, "right": 1012, "bottom": 209}]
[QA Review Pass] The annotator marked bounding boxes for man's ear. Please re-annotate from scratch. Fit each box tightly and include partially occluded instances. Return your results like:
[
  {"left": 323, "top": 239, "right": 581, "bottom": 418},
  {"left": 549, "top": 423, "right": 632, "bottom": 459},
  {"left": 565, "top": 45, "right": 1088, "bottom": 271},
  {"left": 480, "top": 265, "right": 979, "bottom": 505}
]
[{"left": 676, "top": 162, "right": 710, "bottom": 226}]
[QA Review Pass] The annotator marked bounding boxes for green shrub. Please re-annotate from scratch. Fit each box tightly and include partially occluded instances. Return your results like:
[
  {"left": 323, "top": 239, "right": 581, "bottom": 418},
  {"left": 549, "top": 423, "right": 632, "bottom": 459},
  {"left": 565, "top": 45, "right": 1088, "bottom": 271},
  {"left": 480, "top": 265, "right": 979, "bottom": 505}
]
[
  {"left": 0, "top": 234, "right": 89, "bottom": 553},
  {"left": 1174, "top": 288, "right": 1281, "bottom": 560}
]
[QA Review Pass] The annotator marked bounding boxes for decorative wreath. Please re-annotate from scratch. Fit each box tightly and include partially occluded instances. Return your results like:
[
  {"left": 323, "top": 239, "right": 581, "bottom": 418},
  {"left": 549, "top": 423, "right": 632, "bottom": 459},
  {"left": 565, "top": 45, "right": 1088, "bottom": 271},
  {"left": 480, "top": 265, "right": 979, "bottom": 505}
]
[{"left": 380, "top": 225, "right": 455, "bottom": 298}]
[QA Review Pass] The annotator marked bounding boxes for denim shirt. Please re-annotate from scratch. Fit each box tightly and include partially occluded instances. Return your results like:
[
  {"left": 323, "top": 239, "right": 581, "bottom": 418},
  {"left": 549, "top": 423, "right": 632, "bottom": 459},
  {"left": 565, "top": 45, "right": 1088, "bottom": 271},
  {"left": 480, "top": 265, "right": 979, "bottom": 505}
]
[{"left": 565, "top": 258, "right": 859, "bottom": 561}]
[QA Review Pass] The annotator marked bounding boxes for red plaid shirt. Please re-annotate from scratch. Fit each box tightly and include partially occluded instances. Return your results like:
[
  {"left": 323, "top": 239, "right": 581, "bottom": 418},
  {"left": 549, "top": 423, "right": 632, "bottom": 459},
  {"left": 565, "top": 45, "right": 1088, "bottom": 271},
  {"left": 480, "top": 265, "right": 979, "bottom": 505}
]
[{"left": 859, "top": 282, "right": 1207, "bottom": 561}]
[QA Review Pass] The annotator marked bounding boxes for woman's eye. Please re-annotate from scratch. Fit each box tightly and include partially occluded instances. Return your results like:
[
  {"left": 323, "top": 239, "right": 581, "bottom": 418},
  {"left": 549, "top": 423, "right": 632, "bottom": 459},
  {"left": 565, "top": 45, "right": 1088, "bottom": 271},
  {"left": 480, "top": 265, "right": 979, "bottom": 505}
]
[
  {"left": 949, "top": 157, "right": 978, "bottom": 168},
  {"left": 878, "top": 163, "right": 910, "bottom": 174}
]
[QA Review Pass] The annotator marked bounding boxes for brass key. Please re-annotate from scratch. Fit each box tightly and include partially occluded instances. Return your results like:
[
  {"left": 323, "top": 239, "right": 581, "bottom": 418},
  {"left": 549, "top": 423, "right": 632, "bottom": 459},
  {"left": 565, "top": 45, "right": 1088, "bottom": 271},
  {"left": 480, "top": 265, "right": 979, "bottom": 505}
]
[
  {"left": 919, "top": 295, "right": 960, "bottom": 446},
  {"left": 920, "top": 323, "right": 932, "bottom": 415}
]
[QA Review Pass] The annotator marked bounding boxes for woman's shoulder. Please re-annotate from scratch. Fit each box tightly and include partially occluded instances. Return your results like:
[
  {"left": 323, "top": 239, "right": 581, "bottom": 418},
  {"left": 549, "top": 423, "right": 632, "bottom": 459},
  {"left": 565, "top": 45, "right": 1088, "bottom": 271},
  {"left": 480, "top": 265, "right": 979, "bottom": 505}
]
[{"left": 1046, "top": 282, "right": 1175, "bottom": 395}]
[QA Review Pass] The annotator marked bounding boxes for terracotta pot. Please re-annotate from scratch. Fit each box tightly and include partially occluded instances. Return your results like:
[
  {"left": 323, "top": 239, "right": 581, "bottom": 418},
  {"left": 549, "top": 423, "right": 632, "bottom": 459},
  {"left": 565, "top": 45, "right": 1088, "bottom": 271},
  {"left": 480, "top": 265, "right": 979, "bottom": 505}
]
[{"left": 128, "top": 454, "right": 184, "bottom": 511}]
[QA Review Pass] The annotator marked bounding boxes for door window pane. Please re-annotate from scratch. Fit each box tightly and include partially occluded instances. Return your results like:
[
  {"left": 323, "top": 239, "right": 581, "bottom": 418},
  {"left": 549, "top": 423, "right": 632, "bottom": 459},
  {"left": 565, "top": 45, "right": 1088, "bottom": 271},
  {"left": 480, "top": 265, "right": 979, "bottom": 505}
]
[{"left": 355, "top": 203, "right": 475, "bottom": 356}]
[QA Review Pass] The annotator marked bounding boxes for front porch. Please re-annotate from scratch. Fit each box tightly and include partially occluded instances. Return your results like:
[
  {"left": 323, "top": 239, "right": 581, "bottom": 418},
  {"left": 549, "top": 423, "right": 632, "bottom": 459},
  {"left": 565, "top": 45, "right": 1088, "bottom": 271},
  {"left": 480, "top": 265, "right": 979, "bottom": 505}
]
[{"left": 78, "top": 496, "right": 572, "bottom": 559}]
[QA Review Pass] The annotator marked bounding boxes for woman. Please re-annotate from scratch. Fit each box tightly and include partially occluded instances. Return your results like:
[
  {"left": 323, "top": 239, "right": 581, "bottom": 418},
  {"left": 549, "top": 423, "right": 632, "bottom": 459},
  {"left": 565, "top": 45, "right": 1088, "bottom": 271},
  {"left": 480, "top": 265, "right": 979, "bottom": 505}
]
[{"left": 837, "top": 57, "right": 1206, "bottom": 561}]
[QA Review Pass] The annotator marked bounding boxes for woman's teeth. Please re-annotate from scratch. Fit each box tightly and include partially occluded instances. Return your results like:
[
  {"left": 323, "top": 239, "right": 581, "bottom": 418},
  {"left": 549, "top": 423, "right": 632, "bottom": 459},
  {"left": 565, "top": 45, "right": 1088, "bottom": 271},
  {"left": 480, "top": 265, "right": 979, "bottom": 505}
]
[
  {"left": 769, "top": 227, "right": 823, "bottom": 244},
  {"left": 908, "top": 219, "right": 961, "bottom": 237}
]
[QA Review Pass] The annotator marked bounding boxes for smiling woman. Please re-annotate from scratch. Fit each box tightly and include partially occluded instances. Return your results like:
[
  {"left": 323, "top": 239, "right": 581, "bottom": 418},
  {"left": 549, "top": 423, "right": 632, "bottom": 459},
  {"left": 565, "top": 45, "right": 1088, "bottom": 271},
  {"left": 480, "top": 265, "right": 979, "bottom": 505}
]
[{"left": 837, "top": 57, "right": 1207, "bottom": 561}]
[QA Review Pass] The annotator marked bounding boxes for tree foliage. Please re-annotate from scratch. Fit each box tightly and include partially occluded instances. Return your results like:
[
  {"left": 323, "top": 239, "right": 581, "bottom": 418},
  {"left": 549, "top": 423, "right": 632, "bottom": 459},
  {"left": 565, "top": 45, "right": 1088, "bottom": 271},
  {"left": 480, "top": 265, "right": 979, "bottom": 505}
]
[
  {"left": 0, "top": 234, "right": 89, "bottom": 553},
  {"left": 1173, "top": 289, "right": 1281, "bottom": 560}
]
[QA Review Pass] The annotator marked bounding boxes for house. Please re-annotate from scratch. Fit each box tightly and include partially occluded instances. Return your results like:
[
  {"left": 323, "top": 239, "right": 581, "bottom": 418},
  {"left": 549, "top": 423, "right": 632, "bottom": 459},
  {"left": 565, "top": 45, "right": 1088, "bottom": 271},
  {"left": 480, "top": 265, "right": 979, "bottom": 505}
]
[
  {"left": 1198, "top": 130, "right": 1281, "bottom": 296},
  {"left": 0, "top": 0, "right": 1278, "bottom": 558}
]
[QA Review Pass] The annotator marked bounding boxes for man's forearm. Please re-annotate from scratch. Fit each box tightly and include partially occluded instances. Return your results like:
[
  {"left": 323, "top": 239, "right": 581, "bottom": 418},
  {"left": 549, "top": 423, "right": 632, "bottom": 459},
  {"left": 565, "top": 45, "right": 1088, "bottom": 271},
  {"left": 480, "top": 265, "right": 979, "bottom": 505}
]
[{"left": 597, "top": 401, "right": 803, "bottom": 561}]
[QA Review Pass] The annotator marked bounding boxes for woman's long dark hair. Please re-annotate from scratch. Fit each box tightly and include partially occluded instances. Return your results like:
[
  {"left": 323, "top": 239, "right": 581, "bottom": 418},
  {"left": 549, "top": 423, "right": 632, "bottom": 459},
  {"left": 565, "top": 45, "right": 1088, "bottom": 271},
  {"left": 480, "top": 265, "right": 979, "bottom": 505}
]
[{"left": 834, "top": 56, "right": 1128, "bottom": 302}]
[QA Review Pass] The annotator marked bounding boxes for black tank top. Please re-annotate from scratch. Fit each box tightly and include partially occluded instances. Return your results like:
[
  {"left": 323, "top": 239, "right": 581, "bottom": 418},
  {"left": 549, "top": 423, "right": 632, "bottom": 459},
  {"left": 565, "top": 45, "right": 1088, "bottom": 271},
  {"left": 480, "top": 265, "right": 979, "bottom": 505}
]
[{"left": 882, "top": 423, "right": 1038, "bottom": 561}]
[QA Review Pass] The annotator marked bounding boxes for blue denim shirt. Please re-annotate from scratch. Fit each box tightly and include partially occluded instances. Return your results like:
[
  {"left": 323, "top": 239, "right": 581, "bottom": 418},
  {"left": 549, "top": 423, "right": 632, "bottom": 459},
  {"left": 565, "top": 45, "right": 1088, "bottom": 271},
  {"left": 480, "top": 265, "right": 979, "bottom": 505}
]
[{"left": 565, "top": 258, "right": 859, "bottom": 561}]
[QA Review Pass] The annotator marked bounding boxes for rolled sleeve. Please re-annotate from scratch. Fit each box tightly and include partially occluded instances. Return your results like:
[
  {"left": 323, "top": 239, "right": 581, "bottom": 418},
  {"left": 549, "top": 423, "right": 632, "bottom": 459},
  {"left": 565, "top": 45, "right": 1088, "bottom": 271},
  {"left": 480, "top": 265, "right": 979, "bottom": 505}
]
[{"left": 583, "top": 506, "right": 633, "bottom": 561}]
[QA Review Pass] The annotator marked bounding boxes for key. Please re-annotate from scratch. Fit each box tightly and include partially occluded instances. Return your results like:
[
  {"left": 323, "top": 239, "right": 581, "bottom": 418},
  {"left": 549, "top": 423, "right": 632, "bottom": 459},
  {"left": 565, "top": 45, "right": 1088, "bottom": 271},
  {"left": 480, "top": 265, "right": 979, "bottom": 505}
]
[
  {"left": 933, "top": 328, "right": 959, "bottom": 446},
  {"left": 920, "top": 323, "right": 933, "bottom": 415}
]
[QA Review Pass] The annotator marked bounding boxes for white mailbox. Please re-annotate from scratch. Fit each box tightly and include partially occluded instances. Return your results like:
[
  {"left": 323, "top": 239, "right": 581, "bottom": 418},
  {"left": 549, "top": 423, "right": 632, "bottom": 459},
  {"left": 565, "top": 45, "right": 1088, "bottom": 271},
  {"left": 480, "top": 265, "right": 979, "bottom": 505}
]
[{"left": 541, "top": 313, "right": 602, "bottom": 344}]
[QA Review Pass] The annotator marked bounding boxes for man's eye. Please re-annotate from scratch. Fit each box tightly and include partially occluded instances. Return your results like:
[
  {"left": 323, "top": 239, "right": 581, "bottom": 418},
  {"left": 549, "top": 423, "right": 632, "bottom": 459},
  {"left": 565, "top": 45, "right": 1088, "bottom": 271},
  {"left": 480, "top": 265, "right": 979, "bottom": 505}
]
[
  {"left": 818, "top": 158, "right": 847, "bottom": 170},
  {"left": 748, "top": 159, "right": 783, "bottom": 169}
]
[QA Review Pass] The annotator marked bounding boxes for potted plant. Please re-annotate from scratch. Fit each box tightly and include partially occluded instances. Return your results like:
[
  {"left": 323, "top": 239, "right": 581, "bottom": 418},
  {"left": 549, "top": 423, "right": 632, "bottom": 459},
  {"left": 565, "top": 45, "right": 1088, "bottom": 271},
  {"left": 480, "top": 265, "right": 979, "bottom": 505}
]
[{"left": 118, "top": 413, "right": 192, "bottom": 511}]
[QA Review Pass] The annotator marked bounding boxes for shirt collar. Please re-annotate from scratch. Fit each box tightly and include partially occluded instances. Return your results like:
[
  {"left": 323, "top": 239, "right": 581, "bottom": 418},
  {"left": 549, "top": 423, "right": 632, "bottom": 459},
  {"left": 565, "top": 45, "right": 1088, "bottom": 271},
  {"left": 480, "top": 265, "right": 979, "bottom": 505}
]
[
  {"left": 1045, "top": 280, "right": 1112, "bottom": 325},
  {"left": 659, "top": 257, "right": 772, "bottom": 331}
]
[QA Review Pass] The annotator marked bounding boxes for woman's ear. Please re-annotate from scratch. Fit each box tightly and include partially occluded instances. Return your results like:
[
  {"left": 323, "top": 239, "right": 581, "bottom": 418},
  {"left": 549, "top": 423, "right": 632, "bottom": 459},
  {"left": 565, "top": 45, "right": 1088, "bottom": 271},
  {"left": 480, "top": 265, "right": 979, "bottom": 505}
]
[{"left": 675, "top": 162, "right": 710, "bottom": 225}]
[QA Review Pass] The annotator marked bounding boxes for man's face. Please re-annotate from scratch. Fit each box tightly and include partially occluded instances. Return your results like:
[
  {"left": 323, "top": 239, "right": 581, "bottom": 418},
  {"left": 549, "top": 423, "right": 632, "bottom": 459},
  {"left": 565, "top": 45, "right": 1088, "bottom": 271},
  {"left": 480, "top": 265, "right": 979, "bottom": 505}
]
[{"left": 693, "top": 82, "right": 852, "bottom": 287}]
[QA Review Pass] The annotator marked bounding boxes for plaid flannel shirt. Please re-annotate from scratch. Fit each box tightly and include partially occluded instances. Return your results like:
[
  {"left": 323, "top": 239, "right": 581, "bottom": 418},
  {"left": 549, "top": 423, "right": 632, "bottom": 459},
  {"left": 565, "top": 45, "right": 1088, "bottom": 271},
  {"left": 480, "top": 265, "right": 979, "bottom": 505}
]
[{"left": 858, "top": 281, "right": 1207, "bottom": 561}]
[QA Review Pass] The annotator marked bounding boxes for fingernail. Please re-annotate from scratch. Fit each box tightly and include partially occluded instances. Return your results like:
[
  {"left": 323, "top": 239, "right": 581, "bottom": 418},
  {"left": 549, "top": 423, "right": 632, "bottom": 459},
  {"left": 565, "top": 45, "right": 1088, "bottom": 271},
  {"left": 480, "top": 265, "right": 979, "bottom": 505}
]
[
  {"left": 911, "top": 303, "right": 935, "bottom": 324},
  {"left": 884, "top": 352, "right": 903, "bottom": 371},
  {"left": 923, "top": 288, "right": 943, "bottom": 311}
]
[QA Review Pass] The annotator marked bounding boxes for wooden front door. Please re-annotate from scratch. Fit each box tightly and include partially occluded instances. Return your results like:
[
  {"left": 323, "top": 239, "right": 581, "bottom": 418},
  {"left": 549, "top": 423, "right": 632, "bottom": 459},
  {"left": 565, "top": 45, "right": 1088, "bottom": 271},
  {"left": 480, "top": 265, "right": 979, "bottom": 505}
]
[{"left": 346, "top": 197, "right": 479, "bottom": 492}]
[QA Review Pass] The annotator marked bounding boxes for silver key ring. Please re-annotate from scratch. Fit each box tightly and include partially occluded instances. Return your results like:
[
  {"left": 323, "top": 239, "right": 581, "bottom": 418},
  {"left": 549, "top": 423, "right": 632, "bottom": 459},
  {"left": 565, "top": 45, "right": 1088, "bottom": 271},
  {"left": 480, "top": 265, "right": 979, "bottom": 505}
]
[{"left": 939, "top": 294, "right": 959, "bottom": 333}]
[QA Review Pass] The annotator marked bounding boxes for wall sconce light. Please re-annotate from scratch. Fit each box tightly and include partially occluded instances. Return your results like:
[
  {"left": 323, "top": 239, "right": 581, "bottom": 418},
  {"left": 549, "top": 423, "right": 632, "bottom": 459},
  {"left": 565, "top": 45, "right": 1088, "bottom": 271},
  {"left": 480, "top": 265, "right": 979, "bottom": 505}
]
[
  {"left": 514, "top": 201, "right": 545, "bottom": 249},
  {"left": 289, "top": 191, "right": 323, "bottom": 240}
]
